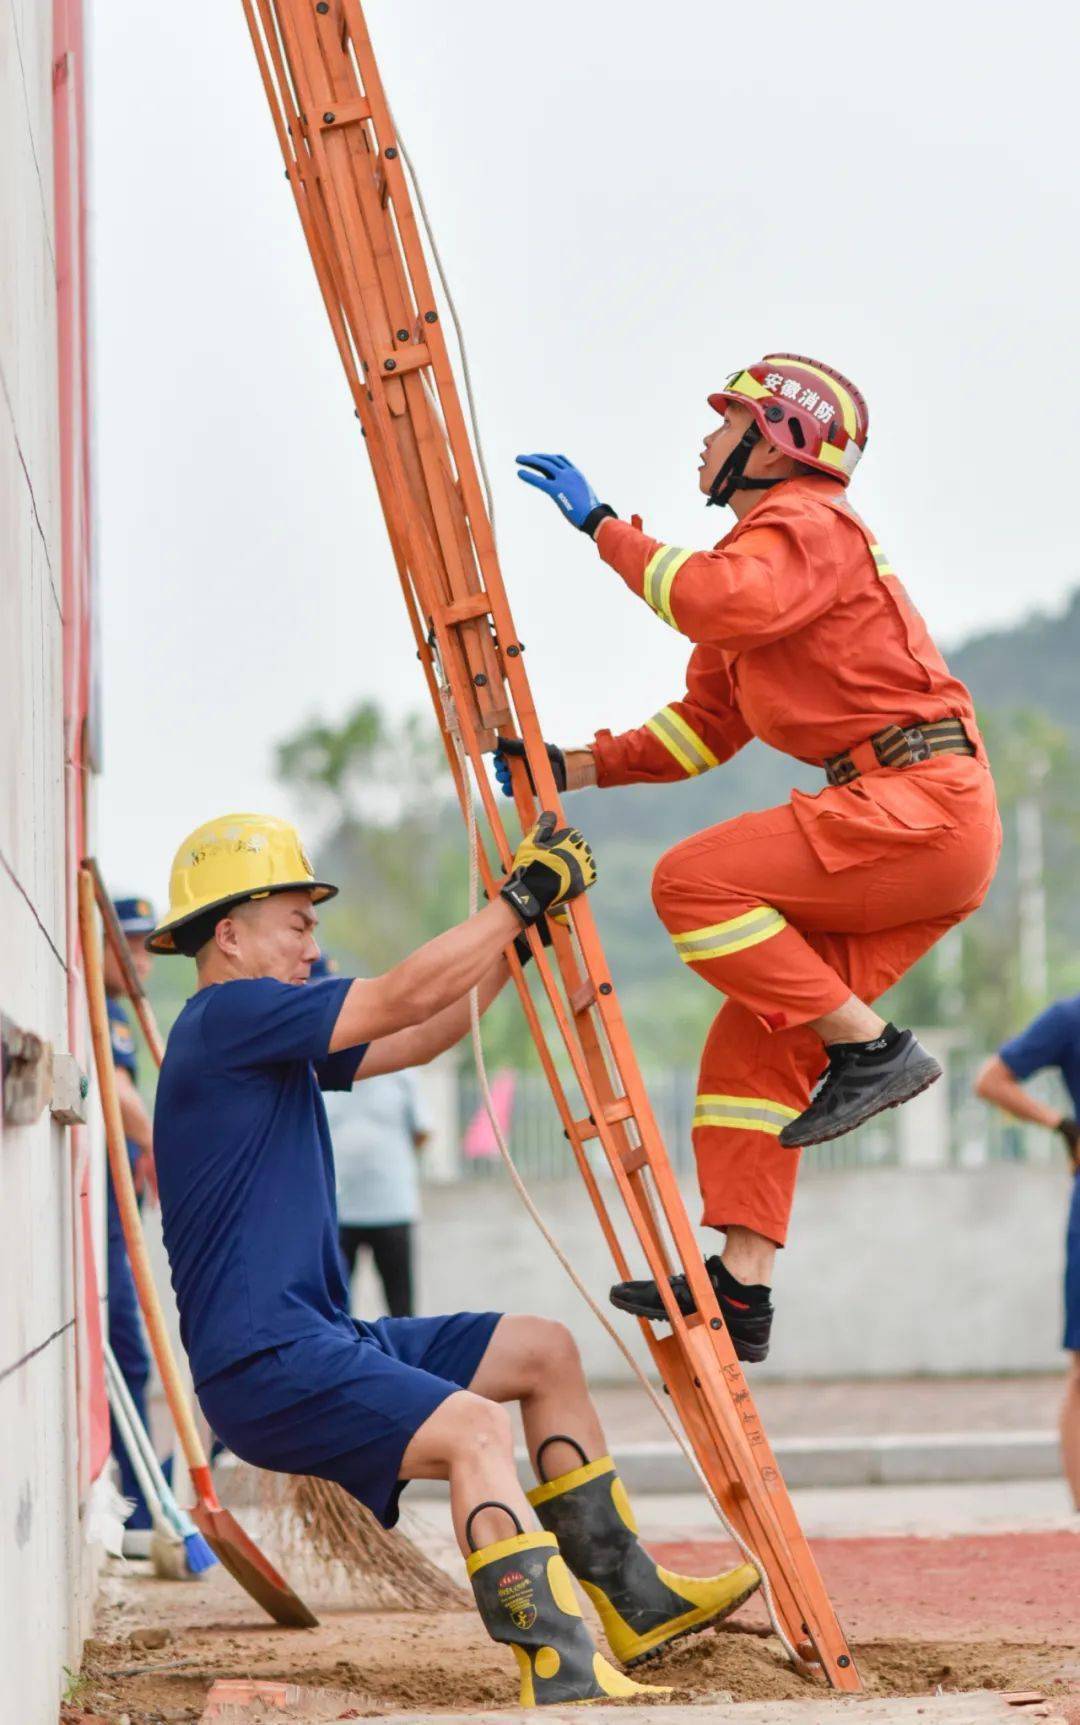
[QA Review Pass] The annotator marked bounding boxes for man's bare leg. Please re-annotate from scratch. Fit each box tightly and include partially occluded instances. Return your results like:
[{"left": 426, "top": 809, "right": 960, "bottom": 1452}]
[
  {"left": 809, "top": 993, "right": 885, "bottom": 1044},
  {"left": 397, "top": 1317, "right": 605, "bottom": 1553},
  {"left": 721, "top": 1224, "right": 777, "bottom": 1288},
  {"left": 1062, "top": 1353, "right": 1080, "bottom": 1511},
  {"left": 469, "top": 1314, "right": 606, "bottom": 1479},
  {"left": 398, "top": 1388, "right": 535, "bottom": 1554}
]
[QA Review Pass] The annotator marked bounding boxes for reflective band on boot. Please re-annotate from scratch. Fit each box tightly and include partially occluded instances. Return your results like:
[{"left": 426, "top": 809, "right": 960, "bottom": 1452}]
[
  {"left": 527, "top": 1450, "right": 761, "bottom": 1666},
  {"left": 467, "top": 1529, "right": 663, "bottom": 1706}
]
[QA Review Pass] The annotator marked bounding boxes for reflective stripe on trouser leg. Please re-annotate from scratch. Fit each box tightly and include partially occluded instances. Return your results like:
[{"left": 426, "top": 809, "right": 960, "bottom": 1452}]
[
  {"left": 692, "top": 1002, "right": 826, "bottom": 1246},
  {"left": 671, "top": 905, "right": 787, "bottom": 963},
  {"left": 661, "top": 913, "right": 849, "bottom": 1031},
  {"left": 693, "top": 1095, "right": 800, "bottom": 1135}
]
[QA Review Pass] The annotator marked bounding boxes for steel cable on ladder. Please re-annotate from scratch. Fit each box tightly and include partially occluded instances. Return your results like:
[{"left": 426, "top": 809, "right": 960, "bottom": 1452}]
[{"left": 395, "top": 125, "right": 807, "bottom": 1675}]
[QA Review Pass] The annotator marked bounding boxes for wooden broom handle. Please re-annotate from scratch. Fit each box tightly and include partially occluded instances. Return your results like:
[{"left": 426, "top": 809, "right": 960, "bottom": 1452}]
[
  {"left": 78, "top": 867, "right": 209, "bottom": 1474},
  {"left": 83, "top": 856, "right": 166, "bottom": 1066}
]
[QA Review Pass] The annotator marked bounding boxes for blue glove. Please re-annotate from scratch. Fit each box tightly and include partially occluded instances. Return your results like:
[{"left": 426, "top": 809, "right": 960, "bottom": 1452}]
[
  {"left": 516, "top": 453, "right": 616, "bottom": 535},
  {"left": 494, "top": 736, "right": 567, "bottom": 799}
]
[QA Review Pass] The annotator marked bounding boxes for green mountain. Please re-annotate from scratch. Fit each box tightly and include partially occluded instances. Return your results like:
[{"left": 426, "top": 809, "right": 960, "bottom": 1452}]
[{"left": 950, "top": 590, "right": 1080, "bottom": 740}]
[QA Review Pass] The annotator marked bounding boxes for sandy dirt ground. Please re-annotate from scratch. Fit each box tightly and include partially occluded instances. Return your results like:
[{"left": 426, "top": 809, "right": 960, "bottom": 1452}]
[{"left": 63, "top": 1522, "right": 1080, "bottom": 1723}]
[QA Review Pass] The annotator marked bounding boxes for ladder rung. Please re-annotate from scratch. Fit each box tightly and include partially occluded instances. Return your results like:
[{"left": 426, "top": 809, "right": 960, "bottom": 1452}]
[
  {"left": 620, "top": 1142, "right": 648, "bottom": 1173},
  {"left": 441, "top": 593, "right": 493, "bottom": 625},
  {"left": 569, "top": 1097, "right": 635, "bottom": 1143},
  {"left": 378, "top": 343, "right": 431, "bottom": 377},
  {"left": 318, "top": 96, "right": 372, "bottom": 129},
  {"left": 602, "top": 1098, "right": 635, "bottom": 1126},
  {"left": 569, "top": 980, "right": 595, "bottom": 1013}
]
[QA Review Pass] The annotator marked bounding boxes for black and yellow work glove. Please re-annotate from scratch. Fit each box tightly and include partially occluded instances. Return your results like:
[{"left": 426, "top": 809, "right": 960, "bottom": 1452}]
[
  {"left": 501, "top": 812, "right": 596, "bottom": 928},
  {"left": 494, "top": 736, "right": 566, "bottom": 799}
]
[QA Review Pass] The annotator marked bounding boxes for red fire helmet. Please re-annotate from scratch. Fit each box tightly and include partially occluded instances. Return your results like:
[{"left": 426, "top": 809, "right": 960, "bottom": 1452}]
[{"left": 709, "top": 354, "right": 869, "bottom": 483}]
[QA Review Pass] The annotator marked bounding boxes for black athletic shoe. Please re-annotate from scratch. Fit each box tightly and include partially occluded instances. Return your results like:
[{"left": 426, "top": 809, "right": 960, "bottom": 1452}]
[
  {"left": 609, "top": 1255, "right": 773, "bottom": 1362},
  {"left": 778, "top": 1024, "right": 941, "bottom": 1149}
]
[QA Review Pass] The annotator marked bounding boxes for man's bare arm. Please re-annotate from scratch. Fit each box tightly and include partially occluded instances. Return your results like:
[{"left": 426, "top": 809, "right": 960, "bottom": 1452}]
[
  {"left": 563, "top": 749, "right": 597, "bottom": 789},
  {"left": 356, "top": 951, "right": 513, "bottom": 1079},
  {"left": 328, "top": 899, "right": 521, "bottom": 1053},
  {"left": 115, "top": 1066, "right": 158, "bottom": 1201},
  {"left": 973, "top": 1055, "right": 1065, "bottom": 1128},
  {"left": 115, "top": 1066, "right": 153, "bottom": 1151}
]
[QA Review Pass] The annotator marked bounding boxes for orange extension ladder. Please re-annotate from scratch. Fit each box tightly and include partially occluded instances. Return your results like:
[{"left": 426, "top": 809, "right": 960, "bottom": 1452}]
[{"left": 240, "top": 0, "right": 860, "bottom": 1690}]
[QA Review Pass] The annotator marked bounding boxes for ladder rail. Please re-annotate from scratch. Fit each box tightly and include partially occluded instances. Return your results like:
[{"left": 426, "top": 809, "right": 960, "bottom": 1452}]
[{"left": 240, "top": 0, "right": 860, "bottom": 1689}]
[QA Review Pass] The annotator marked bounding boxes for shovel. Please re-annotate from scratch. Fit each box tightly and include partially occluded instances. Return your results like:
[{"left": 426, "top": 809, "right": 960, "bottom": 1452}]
[{"left": 78, "top": 865, "right": 318, "bottom": 1627}]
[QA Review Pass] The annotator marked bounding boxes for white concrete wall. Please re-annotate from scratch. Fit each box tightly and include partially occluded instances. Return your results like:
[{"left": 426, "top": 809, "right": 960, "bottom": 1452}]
[
  {"left": 415, "top": 1163, "right": 1075, "bottom": 1383},
  {"left": 0, "top": 4, "right": 97, "bottom": 1719}
]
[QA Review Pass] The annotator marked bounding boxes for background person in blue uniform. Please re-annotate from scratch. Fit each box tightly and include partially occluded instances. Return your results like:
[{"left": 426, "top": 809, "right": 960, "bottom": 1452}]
[
  {"left": 104, "top": 896, "right": 159, "bottom": 1546},
  {"left": 976, "top": 1003, "right": 1080, "bottom": 1510},
  {"left": 146, "top": 812, "right": 758, "bottom": 1700}
]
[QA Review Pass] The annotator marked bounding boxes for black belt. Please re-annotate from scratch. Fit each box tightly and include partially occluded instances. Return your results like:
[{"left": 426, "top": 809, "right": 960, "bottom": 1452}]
[{"left": 824, "top": 720, "right": 976, "bottom": 788}]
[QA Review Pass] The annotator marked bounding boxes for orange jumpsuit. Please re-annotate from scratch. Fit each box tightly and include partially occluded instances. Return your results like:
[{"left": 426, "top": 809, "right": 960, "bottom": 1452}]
[{"left": 591, "top": 474, "right": 1000, "bottom": 1246}]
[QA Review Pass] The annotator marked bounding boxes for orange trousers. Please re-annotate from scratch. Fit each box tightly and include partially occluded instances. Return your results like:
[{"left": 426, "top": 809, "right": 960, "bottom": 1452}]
[{"left": 650, "top": 758, "right": 1000, "bottom": 1246}]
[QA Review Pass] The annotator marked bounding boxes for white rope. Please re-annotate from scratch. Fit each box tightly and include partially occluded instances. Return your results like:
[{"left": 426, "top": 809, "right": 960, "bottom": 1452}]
[{"left": 395, "top": 123, "right": 805, "bottom": 1673}]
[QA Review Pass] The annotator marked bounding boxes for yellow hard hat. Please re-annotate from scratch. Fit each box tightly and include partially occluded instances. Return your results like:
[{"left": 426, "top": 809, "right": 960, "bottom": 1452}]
[{"left": 148, "top": 812, "right": 337, "bottom": 955}]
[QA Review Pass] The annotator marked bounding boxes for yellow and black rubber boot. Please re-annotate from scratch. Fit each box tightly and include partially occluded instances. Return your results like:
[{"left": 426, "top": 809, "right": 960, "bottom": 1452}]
[
  {"left": 527, "top": 1438, "right": 761, "bottom": 1667},
  {"left": 465, "top": 1501, "right": 666, "bottom": 1706}
]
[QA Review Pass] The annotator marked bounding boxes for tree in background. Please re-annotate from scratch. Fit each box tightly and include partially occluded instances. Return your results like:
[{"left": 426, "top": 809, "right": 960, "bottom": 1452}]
[{"left": 275, "top": 701, "right": 542, "bottom": 1067}]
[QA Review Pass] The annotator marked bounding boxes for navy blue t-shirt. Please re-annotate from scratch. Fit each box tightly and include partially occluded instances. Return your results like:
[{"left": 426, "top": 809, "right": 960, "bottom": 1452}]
[
  {"left": 154, "top": 977, "right": 367, "bottom": 1386},
  {"left": 999, "top": 996, "right": 1080, "bottom": 1115}
]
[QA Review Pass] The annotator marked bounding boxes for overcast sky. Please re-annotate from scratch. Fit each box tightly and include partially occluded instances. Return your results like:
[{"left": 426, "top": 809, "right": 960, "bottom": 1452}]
[{"left": 89, "top": 0, "right": 1080, "bottom": 905}]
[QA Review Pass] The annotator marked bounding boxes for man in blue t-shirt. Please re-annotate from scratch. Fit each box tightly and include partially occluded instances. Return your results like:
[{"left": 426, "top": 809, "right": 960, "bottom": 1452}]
[
  {"left": 975, "top": 999, "right": 1080, "bottom": 1510},
  {"left": 146, "top": 811, "right": 760, "bottom": 1705},
  {"left": 104, "top": 896, "right": 159, "bottom": 1547}
]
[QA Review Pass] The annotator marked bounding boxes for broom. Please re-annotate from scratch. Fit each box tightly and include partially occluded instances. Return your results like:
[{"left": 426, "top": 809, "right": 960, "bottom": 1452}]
[
  {"left": 104, "top": 1341, "right": 217, "bottom": 1578},
  {"left": 87, "top": 858, "right": 466, "bottom": 1611},
  {"left": 269, "top": 1474, "right": 467, "bottom": 1610}
]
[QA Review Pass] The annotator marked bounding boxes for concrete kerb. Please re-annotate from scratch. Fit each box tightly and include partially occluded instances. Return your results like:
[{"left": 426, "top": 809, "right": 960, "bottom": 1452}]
[
  {"left": 217, "top": 1429, "right": 1060, "bottom": 1508},
  {"left": 422, "top": 1430, "right": 1059, "bottom": 1496}
]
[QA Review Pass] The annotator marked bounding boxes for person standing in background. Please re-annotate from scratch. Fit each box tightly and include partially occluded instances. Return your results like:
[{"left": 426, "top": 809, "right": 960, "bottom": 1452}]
[
  {"left": 975, "top": 1000, "right": 1080, "bottom": 1510},
  {"left": 317, "top": 957, "right": 431, "bottom": 1318},
  {"left": 104, "top": 896, "right": 159, "bottom": 1550}
]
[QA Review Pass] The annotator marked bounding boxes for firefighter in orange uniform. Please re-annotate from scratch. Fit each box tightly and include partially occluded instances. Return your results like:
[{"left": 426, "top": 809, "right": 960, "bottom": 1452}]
[{"left": 503, "top": 355, "right": 1001, "bottom": 1360}]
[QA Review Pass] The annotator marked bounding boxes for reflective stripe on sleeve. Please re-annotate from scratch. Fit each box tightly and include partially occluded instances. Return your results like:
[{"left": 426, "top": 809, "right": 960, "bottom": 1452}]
[
  {"left": 644, "top": 706, "right": 720, "bottom": 776},
  {"left": 693, "top": 1093, "right": 800, "bottom": 1135},
  {"left": 671, "top": 904, "right": 787, "bottom": 963},
  {"left": 642, "top": 544, "right": 694, "bottom": 629},
  {"left": 870, "top": 542, "right": 895, "bottom": 577}
]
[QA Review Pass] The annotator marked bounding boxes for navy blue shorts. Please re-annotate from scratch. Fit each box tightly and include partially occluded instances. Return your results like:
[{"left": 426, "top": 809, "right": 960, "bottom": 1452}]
[
  {"left": 198, "top": 1311, "right": 502, "bottom": 1527},
  {"left": 1065, "top": 1173, "right": 1080, "bottom": 1352}
]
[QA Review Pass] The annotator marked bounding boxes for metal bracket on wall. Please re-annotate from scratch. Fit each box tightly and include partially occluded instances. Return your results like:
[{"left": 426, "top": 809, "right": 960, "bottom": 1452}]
[
  {"left": 1, "top": 1014, "right": 55, "bottom": 1126},
  {"left": 0, "top": 1016, "right": 87, "bottom": 1127}
]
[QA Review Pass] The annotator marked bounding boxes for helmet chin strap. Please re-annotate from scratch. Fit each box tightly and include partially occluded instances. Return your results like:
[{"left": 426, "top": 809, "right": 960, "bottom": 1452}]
[{"left": 706, "top": 423, "right": 783, "bottom": 509}]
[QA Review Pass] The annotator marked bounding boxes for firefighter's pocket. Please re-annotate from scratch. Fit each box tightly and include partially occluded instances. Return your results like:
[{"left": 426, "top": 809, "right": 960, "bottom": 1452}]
[{"left": 791, "top": 774, "right": 958, "bottom": 873}]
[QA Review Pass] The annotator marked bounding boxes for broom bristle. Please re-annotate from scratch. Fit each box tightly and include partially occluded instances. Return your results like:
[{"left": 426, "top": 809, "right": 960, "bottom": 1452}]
[
  {"left": 183, "top": 1529, "right": 218, "bottom": 1575},
  {"left": 269, "top": 1473, "right": 467, "bottom": 1610}
]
